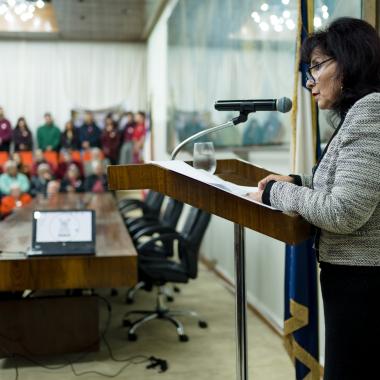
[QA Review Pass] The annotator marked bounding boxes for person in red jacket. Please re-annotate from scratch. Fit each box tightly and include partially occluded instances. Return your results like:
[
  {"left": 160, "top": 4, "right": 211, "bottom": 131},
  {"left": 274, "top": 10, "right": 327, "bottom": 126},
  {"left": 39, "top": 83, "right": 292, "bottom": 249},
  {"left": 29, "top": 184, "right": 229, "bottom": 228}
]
[
  {"left": 0, "top": 183, "right": 32, "bottom": 217},
  {"left": 132, "top": 111, "right": 146, "bottom": 163}
]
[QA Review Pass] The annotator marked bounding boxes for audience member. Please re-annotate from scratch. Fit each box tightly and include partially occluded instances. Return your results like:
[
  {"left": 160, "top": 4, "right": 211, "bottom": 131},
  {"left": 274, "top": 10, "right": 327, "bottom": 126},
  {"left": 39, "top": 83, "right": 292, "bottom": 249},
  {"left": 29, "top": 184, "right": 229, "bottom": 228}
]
[
  {"left": 101, "top": 117, "right": 121, "bottom": 165},
  {"left": 31, "top": 149, "right": 54, "bottom": 176},
  {"left": 79, "top": 112, "right": 101, "bottom": 149},
  {"left": 0, "top": 160, "right": 30, "bottom": 195},
  {"left": 84, "top": 160, "right": 108, "bottom": 193},
  {"left": 30, "top": 163, "right": 54, "bottom": 197},
  {"left": 119, "top": 111, "right": 136, "bottom": 164},
  {"left": 11, "top": 152, "right": 30, "bottom": 177},
  {"left": 13, "top": 117, "right": 33, "bottom": 152},
  {"left": 0, "top": 107, "right": 12, "bottom": 153},
  {"left": 61, "top": 120, "right": 80, "bottom": 151},
  {"left": 60, "top": 164, "right": 84, "bottom": 193},
  {"left": 0, "top": 183, "right": 32, "bottom": 217},
  {"left": 132, "top": 111, "right": 146, "bottom": 163},
  {"left": 83, "top": 147, "right": 109, "bottom": 177},
  {"left": 37, "top": 112, "right": 61, "bottom": 152},
  {"left": 56, "top": 149, "right": 84, "bottom": 180},
  {"left": 46, "top": 180, "right": 60, "bottom": 196}
]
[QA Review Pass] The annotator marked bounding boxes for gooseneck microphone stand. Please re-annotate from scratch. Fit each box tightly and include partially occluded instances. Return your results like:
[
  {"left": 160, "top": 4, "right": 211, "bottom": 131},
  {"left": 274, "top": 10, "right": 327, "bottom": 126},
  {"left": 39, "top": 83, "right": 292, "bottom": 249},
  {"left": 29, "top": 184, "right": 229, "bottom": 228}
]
[{"left": 171, "top": 111, "right": 250, "bottom": 380}]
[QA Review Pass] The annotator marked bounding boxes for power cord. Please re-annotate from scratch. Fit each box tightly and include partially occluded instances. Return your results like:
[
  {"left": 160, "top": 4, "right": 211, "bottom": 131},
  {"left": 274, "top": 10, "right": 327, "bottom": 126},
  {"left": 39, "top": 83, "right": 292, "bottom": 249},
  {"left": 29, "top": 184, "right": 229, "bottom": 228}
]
[{"left": 0, "top": 293, "right": 168, "bottom": 379}]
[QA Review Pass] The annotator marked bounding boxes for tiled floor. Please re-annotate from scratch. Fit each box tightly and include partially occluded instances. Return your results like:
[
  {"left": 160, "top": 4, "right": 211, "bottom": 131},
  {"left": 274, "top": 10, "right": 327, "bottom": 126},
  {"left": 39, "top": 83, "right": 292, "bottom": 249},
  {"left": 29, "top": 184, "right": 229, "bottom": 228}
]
[{"left": 0, "top": 265, "right": 295, "bottom": 380}]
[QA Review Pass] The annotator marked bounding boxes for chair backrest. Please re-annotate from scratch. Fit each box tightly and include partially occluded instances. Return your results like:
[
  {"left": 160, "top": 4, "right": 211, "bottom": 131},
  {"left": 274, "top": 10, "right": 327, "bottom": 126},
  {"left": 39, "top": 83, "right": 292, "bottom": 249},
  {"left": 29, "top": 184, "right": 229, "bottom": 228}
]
[
  {"left": 43, "top": 151, "right": 59, "bottom": 169},
  {"left": 19, "top": 151, "right": 34, "bottom": 166},
  {"left": 179, "top": 208, "right": 211, "bottom": 279},
  {"left": 144, "top": 191, "right": 165, "bottom": 217},
  {"left": 161, "top": 198, "right": 184, "bottom": 229},
  {"left": 0, "top": 151, "right": 9, "bottom": 167}
]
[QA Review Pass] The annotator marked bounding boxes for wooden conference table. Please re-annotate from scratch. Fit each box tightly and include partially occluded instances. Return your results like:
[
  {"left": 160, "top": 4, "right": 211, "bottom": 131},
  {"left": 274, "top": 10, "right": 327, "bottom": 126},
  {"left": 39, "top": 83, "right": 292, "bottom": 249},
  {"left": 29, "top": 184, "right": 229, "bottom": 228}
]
[{"left": 0, "top": 192, "right": 137, "bottom": 356}]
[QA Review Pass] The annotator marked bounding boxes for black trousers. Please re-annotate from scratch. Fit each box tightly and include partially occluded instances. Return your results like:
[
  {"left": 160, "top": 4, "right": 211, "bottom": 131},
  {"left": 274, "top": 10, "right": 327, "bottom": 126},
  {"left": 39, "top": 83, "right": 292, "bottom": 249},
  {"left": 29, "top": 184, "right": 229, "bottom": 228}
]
[{"left": 320, "top": 262, "right": 380, "bottom": 380}]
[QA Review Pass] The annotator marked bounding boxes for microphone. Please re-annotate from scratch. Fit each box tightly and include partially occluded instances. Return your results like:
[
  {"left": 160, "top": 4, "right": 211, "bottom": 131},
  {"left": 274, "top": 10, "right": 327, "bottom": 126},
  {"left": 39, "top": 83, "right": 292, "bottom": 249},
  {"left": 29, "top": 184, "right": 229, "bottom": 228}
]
[{"left": 214, "top": 97, "right": 292, "bottom": 114}]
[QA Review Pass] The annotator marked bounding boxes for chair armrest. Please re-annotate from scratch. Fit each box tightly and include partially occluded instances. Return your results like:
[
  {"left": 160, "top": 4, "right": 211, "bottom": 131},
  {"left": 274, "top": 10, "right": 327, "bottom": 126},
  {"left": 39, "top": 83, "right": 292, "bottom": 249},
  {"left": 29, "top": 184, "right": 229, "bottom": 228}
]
[
  {"left": 129, "top": 220, "right": 161, "bottom": 236},
  {"left": 137, "top": 232, "right": 187, "bottom": 252},
  {"left": 118, "top": 198, "right": 143, "bottom": 211},
  {"left": 127, "top": 215, "right": 158, "bottom": 229},
  {"left": 133, "top": 225, "right": 177, "bottom": 241}
]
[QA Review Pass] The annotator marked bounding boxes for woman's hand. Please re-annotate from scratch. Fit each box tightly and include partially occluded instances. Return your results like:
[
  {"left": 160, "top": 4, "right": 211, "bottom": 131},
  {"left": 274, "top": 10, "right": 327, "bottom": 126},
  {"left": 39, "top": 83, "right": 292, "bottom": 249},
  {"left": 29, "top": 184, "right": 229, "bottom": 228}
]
[
  {"left": 257, "top": 174, "right": 294, "bottom": 191},
  {"left": 247, "top": 189, "right": 264, "bottom": 203}
]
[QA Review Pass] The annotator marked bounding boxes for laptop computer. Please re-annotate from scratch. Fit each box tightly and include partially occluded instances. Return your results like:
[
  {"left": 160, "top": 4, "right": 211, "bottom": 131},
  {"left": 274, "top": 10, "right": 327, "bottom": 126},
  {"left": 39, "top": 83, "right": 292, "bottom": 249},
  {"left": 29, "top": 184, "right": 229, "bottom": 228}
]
[{"left": 28, "top": 209, "right": 96, "bottom": 257}]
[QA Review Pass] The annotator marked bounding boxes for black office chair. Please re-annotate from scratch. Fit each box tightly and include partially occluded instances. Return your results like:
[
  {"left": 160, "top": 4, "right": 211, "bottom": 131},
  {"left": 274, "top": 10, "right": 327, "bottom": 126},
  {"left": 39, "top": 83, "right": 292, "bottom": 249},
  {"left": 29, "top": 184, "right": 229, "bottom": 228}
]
[
  {"left": 128, "top": 198, "right": 184, "bottom": 240},
  {"left": 119, "top": 191, "right": 165, "bottom": 223},
  {"left": 122, "top": 208, "right": 211, "bottom": 342}
]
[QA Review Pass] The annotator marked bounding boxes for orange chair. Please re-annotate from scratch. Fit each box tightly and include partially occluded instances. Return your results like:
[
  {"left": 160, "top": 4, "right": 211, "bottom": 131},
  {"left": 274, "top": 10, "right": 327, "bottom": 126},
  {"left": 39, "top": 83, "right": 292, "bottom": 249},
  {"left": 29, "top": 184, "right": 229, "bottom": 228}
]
[
  {"left": 82, "top": 149, "right": 104, "bottom": 162},
  {"left": 82, "top": 150, "right": 92, "bottom": 162},
  {"left": 71, "top": 150, "right": 82, "bottom": 162},
  {"left": 19, "top": 151, "right": 34, "bottom": 167},
  {"left": 0, "top": 151, "right": 9, "bottom": 167},
  {"left": 43, "top": 151, "right": 59, "bottom": 169}
]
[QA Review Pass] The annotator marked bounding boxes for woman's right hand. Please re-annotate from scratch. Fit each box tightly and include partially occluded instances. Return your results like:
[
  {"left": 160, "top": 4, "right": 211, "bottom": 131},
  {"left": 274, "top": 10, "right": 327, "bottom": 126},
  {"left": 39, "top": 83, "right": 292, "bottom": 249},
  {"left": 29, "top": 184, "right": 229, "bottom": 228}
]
[{"left": 257, "top": 175, "right": 294, "bottom": 191}]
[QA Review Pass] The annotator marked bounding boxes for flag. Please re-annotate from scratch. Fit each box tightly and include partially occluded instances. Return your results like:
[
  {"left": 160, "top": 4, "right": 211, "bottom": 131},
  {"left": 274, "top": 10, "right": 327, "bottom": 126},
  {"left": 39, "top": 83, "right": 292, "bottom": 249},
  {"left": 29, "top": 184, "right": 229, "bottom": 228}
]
[{"left": 284, "top": 0, "right": 320, "bottom": 379}]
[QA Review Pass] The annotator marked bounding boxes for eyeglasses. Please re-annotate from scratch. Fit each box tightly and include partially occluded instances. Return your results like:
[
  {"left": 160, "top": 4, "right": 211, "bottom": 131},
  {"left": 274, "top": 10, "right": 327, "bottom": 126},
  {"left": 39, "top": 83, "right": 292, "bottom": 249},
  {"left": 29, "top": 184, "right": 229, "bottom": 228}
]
[{"left": 306, "top": 57, "right": 335, "bottom": 83}]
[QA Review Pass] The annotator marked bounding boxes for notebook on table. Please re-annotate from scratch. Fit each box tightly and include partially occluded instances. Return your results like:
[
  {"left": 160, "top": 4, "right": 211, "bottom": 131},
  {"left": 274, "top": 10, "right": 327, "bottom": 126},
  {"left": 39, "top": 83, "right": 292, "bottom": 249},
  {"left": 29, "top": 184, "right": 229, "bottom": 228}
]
[{"left": 28, "top": 209, "right": 96, "bottom": 257}]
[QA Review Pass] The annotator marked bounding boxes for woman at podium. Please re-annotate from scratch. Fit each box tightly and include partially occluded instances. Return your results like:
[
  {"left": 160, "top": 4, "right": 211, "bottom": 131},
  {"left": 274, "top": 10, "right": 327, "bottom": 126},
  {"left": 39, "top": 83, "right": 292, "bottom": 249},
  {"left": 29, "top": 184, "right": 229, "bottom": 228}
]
[{"left": 250, "top": 18, "right": 380, "bottom": 379}]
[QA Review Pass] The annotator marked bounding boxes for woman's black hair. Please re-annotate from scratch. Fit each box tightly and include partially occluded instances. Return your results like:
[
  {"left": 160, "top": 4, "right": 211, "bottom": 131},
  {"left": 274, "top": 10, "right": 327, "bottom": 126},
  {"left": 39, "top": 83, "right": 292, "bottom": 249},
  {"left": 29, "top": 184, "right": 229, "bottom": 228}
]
[
  {"left": 16, "top": 117, "right": 30, "bottom": 131},
  {"left": 301, "top": 17, "right": 380, "bottom": 116}
]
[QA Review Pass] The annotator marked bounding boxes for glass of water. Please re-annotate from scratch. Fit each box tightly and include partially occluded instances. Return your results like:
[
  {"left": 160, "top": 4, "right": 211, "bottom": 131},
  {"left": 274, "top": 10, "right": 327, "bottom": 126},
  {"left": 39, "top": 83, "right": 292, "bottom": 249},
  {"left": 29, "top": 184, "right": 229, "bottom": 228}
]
[{"left": 193, "top": 142, "right": 217, "bottom": 174}]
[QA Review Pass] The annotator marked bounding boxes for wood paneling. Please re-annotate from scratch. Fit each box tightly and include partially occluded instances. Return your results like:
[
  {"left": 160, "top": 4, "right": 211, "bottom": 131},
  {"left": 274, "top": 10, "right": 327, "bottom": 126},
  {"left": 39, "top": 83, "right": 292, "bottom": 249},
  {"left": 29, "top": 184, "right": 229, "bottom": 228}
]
[
  {"left": 107, "top": 159, "right": 312, "bottom": 245},
  {"left": 0, "top": 296, "right": 99, "bottom": 357},
  {"left": 0, "top": 193, "right": 137, "bottom": 291}
]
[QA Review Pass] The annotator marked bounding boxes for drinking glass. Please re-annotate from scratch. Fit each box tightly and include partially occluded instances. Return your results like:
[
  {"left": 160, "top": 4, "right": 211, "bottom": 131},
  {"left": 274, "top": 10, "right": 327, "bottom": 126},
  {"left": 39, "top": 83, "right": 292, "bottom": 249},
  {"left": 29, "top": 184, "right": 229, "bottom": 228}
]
[{"left": 193, "top": 142, "right": 217, "bottom": 174}]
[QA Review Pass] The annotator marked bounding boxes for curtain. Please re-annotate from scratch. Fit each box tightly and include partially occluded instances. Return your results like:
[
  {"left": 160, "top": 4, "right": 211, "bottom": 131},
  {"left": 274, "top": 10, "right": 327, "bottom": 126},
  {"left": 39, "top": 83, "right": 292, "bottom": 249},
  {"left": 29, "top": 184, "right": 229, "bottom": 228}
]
[{"left": 0, "top": 40, "right": 146, "bottom": 132}]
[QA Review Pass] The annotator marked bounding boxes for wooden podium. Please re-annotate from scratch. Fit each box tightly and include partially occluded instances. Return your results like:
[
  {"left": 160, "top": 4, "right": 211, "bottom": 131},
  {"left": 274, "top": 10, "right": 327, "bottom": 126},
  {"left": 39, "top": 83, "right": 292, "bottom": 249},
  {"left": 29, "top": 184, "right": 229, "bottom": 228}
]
[{"left": 108, "top": 159, "right": 311, "bottom": 380}]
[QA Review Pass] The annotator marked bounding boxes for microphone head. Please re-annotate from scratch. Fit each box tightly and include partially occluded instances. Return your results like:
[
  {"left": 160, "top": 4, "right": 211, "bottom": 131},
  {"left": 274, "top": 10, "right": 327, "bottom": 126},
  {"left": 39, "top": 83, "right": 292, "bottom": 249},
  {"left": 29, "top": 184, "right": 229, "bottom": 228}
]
[{"left": 276, "top": 97, "right": 292, "bottom": 113}]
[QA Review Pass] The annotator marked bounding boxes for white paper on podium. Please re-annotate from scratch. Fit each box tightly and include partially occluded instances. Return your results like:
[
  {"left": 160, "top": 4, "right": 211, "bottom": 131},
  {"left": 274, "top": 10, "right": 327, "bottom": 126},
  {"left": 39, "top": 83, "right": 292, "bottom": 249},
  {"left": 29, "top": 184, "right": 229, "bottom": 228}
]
[{"left": 153, "top": 160, "right": 279, "bottom": 211}]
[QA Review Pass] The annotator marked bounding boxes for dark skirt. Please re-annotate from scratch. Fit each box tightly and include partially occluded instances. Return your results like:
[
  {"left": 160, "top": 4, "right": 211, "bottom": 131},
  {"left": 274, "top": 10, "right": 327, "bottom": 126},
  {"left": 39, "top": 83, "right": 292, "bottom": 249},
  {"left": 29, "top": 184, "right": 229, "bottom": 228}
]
[{"left": 320, "top": 262, "right": 380, "bottom": 380}]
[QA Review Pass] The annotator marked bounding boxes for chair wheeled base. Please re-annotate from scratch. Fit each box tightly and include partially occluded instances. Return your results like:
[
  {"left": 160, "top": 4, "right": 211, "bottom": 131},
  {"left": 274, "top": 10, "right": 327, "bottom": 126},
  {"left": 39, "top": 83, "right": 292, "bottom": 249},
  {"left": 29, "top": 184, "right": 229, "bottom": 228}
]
[{"left": 122, "top": 287, "right": 207, "bottom": 342}]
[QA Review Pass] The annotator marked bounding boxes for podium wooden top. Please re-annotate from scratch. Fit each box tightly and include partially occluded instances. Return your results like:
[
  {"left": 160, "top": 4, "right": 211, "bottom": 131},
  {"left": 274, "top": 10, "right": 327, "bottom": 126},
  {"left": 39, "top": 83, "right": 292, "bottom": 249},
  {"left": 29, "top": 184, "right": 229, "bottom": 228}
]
[{"left": 108, "top": 159, "right": 312, "bottom": 245}]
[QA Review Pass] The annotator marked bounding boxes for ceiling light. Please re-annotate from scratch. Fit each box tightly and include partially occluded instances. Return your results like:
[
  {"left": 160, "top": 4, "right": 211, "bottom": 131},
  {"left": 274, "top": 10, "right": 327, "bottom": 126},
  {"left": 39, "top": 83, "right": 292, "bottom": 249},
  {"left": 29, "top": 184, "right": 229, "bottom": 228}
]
[
  {"left": 259, "top": 22, "right": 269, "bottom": 31},
  {"left": 36, "top": 0, "right": 44, "bottom": 9},
  {"left": 282, "top": 0, "right": 290, "bottom": 4},
  {"left": 283, "top": 10, "right": 290, "bottom": 18},
  {"left": 321, "top": 5, "right": 328, "bottom": 12},
  {"left": 260, "top": 3, "right": 269, "bottom": 12},
  {"left": 314, "top": 16, "right": 322, "bottom": 28},
  {"left": 270, "top": 14, "right": 278, "bottom": 25},
  {"left": 286, "top": 19, "right": 295, "bottom": 30},
  {"left": 322, "top": 12, "right": 329, "bottom": 20}
]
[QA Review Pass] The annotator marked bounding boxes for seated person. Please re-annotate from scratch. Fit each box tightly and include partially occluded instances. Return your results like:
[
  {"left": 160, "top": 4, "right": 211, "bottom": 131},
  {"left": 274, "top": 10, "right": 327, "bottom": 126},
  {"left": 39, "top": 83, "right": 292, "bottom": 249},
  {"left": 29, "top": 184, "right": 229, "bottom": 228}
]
[
  {"left": 31, "top": 149, "right": 54, "bottom": 176},
  {"left": 84, "top": 160, "right": 108, "bottom": 193},
  {"left": 46, "top": 180, "right": 60, "bottom": 196},
  {"left": 0, "top": 183, "right": 32, "bottom": 217},
  {"left": 56, "top": 149, "right": 84, "bottom": 180},
  {"left": 83, "top": 147, "right": 110, "bottom": 177},
  {"left": 0, "top": 160, "right": 30, "bottom": 195},
  {"left": 30, "top": 163, "right": 54, "bottom": 197},
  {"left": 60, "top": 164, "right": 84, "bottom": 193},
  {"left": 11, "top": 152, "right": 31, "bottom": 177}
]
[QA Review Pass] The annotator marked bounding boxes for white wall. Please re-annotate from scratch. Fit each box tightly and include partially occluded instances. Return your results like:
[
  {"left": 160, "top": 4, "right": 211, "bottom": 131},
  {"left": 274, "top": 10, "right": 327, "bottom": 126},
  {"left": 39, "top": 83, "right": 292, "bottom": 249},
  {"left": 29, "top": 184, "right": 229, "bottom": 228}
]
[{"left": 0, "top": 40, "right": 146, "bottom": 132}]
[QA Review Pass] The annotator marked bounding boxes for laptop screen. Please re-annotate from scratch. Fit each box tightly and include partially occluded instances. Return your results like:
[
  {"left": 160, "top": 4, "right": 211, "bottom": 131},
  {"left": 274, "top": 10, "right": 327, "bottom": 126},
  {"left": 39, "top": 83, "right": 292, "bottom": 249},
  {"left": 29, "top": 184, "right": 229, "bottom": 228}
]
[
  {"left": 31, "top": 210, "right": 96, "bottom": 255},
  {"left": 34, "top": 210, "right": 93, "bottom": 243}
]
